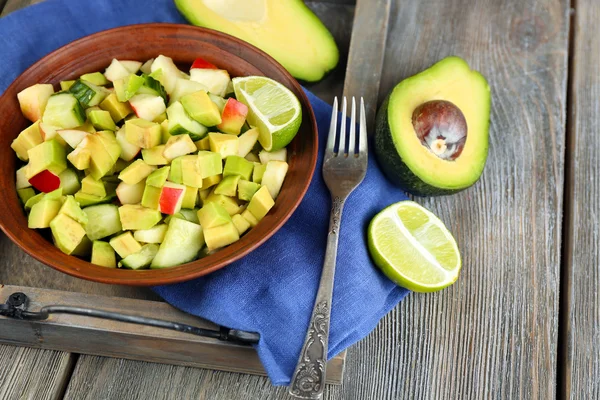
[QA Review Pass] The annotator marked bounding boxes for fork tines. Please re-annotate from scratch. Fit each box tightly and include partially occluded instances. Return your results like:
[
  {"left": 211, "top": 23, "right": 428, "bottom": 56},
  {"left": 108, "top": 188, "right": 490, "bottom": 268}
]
[{"left": 327, "top": 96, "right": 367, "bottom": 157}]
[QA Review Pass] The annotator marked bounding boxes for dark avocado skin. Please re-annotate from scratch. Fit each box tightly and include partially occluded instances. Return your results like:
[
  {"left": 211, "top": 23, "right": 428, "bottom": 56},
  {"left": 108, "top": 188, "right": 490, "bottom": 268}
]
[{"left": 374, "top": 96, "right": 463, "bottom": 197}]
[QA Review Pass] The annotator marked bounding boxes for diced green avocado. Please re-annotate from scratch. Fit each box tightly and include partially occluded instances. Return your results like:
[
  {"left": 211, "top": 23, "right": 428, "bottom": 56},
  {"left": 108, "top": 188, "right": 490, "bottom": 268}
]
[
  {"left": 237, "top": 180, "right": 261, "bottom": 202},
  {"left": 83, "top": 204, "right": 122, "bottom": 240},
  {"left": 196, "top": 151, "right": 223, "bottom": 178},
  {"left": 11, "top": 121, "right": 43, "bottom": 161},
  {"left": 109, "top": 231, "right": 142, "bottom": 258},
  {"left": 245, "top": 152, "right": 260, "bottom": 163},
  {"left": 17, "top": 187, "right": 36, "bottom": 204},
  {"left": 241, "top": 208, "right": 259, "bottom": 227},
  {"left": 71, "top": 235, "right": 92, "bottom": 256},
  {"left": 89, "top": 109, "right": 117, "bottom": 131},
  {"left": 166, "top": 101, "right": 208, "bottom": 140},
  {"left": 182, "top": 185, "right": 198, "bottom": 209},
  {"left": 125, "top": 118, "right": 162, "bottom": 148},
  {"left": 120, "top": 243, "right": 159, "bottom": 270},
  {"left": 81, "top": 72, "right": 110, "bottom": 86},
  {"left": 151, "top": 218, "right": 205, "bottom": 268},
  {"left": 58, "top": 168, "right": 81, "bottom": 195},
  {"left": 199, "top": 188, "right": 211, "bottom": 202},
  {"left": 133, "top": 224, "right": 168, "bottom": 244},
  {"left": 99, "top": 92, "right": 132, "bottom": 123},
  {"left": 141, "top": 145, "right": 169, "bottom": 166},
  {"left": 91, "top": 241, "right": 116, "bottom": 268},
  {"left": 160, "top": 120, "right": 172, "bottom": 144},
  {"left": 214, "top": 175, "right": 240, "bottom": 197},
  {"left": 59, "top": 195, "right": 88, "bottom": 226},
  {"left": 204, "top": 192, "right": 240, "bottom": 216},
  {"left": 208, "top": 94, "right": 226, "bottom": 113},
  {"left": 146, "top": 166, "right": 170, "bottom": 188},
  {"left": 202, "top": 174, "right": 222, "bottom": 189},
  {"left": 43, "top": 188, "right": 64, "bottom": 200},
  {"left": 179, "top": 208, "right": 200, "bottom": 224},
  {"left": 67, "top": 146, "right": 91, "bottom": 170},
  {"left": 223, "top": 155, "right": 254, "bottom": 181},
  {"left": 15, "top": 166, "right": 30, "bottom": 190},
  {"left": 181, "top": 90, "right": 222, "bottom": 126},
  {"left": 181, "top": 155, "right": 203, "bottom": 188},
  {"left": 232, "top": 214, "right": 251, "bottom": 235},
  {"left": 247, "top": 186, "right": 274, "bottom": 221},
  {"left": 197, "top": 202, "right": 232, "bottom": 229},
  {"left": 168, "top": 156, "right": 184, "bottom": 184},
  {"left": 163, "top": 212, "right": 184, "bottom": 225},
  {"left": 84, "top": 134, "right": 118, "bottom": 180},
  {"left": 50, "top": 213, "right": 86, "bottom": 255},
  {"left": 76, "top": 119, "right": 97, "bottom": 134},
  {"left": 374, "top": 56, "right": 490, "bottom": 196},
  {"left": 163, "top": 134, "right": 197, "bottom": 161},
  {"left": 176, "top": 0, "right": 338, "bottom": 81},
  {"left": 114, "top": 74, "right": 145, "bottom": 102},
  {"left": 28, "top": 199, "right": 62, "bottom": 228},
  {"left": 111, "top": 159, "right": 129, "bottom": 174},
  {"left": 60, "top": 80, "right": 76, "bottom": 91},
  {"left": 74, "top": 190, "right": 115, "bottom": 207},
  {"left": 24, "top": 192, "right": 44, "bottom": 210},
  {"left": 153, "top": 112, "right": 167, "bottom": 124},
  {"left": 252, "top": 163, "right": 266, "bottom": 184},
  {"left": 118, "top": 204, "right": 162, "bottom": 230},
  {"left": 195, "top": 136, "right": 210, "bottom": 151},
  {"left": 25, "top": 139, "right": 67, "bottom": 179},
  {"left": 81, "top": 175, "right": 106, "bottom": 197},
  {"left": 141, "top": 185, "right": 161, "bottom": 210},
  {"left": 208, "top": 132, "right": 239, "bottom": 158},
  {"left": 204, "top": 221, "right": 239, "bottom": 251},
  {"left": 119, "top": 159, "right": 156, "bottom": 185}
]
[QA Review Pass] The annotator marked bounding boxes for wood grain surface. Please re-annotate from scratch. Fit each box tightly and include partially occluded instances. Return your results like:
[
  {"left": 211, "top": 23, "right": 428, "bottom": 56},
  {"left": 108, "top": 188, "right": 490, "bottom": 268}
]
[
  {"left": 0, "top": 0, "right": 578, "bottom": 399},
  {"left": 561, "top": 0, "right": 600, "bottom": 398}
]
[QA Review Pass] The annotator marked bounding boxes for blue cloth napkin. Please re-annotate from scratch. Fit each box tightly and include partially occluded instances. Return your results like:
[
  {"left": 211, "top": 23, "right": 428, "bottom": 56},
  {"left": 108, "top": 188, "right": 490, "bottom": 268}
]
[{"left": 0, "top": 0, "right": 410, "bottom": 385}]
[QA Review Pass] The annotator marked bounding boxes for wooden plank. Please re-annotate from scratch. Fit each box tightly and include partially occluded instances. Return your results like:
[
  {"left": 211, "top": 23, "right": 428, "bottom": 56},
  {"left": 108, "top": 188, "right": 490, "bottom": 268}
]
[
  {"left": 0, "top": 345, "right": 74, "bottom": 400},
  {"left": 560, "top": 0, "right": 600, "bottom": 398},
  {"left": 371, "top": 0, "right": 568, "bottom": 398}
]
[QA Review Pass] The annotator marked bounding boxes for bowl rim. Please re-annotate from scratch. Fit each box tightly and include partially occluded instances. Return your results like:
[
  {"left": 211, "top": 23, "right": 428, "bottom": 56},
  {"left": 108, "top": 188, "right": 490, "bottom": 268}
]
[{"left": 0, "top": 23, "right": 318, "bottom": 286}]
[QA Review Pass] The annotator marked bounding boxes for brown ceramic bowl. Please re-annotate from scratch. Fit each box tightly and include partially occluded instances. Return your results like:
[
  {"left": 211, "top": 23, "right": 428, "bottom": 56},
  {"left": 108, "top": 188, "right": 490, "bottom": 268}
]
[{"left": 0, "top": 24, "right": 317, "bottom": 286}]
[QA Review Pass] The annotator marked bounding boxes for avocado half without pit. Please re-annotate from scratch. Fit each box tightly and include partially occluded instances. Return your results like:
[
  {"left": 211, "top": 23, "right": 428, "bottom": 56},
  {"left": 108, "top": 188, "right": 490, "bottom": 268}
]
[{"left": 375, "top": 56, "right": 491, "bottom": 196}]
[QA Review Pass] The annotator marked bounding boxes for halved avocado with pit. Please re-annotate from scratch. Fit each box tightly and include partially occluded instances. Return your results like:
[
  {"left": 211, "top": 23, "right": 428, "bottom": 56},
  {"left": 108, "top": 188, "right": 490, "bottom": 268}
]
[{"left": 375, "top": 56, "right": 491, "bottom": 196}]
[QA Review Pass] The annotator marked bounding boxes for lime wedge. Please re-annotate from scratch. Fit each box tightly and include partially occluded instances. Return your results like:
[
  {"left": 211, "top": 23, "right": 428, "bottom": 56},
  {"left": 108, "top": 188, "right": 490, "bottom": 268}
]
[
  {"left": 232, "top": 76, "right": 302, "bottom": 151},
  {"left": 368, "top": 201, "right": 461, "bottom": 292}
]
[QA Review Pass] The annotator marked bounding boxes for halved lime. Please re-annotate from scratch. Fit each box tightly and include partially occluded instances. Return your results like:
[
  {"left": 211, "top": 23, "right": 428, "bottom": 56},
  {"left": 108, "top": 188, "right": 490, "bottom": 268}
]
[
  {"left": 232, "top": 76, "right": 302, "bottom": 151},
  {"left": 368, "top": 201, "right": 461, "bottom": 292}
]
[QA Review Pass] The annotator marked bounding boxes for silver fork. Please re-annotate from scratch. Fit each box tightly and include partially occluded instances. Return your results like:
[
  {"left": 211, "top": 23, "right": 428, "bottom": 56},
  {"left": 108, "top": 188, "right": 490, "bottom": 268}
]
[{"left": 289, "top": 97, "right": 368, "bottom": 399}]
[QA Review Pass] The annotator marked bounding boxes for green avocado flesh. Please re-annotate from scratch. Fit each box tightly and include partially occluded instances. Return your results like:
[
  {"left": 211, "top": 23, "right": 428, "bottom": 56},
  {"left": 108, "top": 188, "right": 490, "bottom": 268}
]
[
  {"left": 174, "top": 0, "right": 339, "bottom": 82},
  {"left": 374, "top": 56, "right": 490, "bottom": 196}
]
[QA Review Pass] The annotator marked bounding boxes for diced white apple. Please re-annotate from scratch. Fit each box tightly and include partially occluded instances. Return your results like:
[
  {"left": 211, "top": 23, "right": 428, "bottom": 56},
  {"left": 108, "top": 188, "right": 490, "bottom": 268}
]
[
  {"left": 262, "top": 161, "right": 289, "bottom": 199},
  {"left": 190, "top": 69, "right": 231, "bottom": 97},
  {"left": 140, "top": 58, "right": 154, "bottom": 74},
  {"left": 120, "top": 60, "right": 143, "bottom": 74},
  {"left": 169, "top": 78, "right": 209, "bottom": 104},
  {"left": 104, "top": 59, "right": 131, "bottom": 82},
  {"left": 237, "top": 128, "right": 260, "bottom": 158},
  {"left": 151, "top": 55, "right": 184, "bottom": 94},
  {"left": 129, "top": 94, "right": 167, "bottom": 122},
  {"left": 116, "top": 180, "right": 146, "bottom": 205},
  {"left": 259, "top": 148, "right": 287, "bottom": 164},
  {"left": 58, "top": 129, "right": 89, "bottom": 148},
  {"left": 16, "top": 166, "right": 31, "bottom": 189},
  {"left": 159, "top": 182, "right": 186, "bottom": 215},
  {"left": 244, "top": 152, "right": 260, "bottom": 163},
  {"left": 116, "top": 127, "right": 141, "bottom": 161},
  {"left": 133, "top": 224, "right": 168, "bottom": 244},
  {"left": 39, "top": 123, "right": 60, "bottom": 141},
  {"left": 163, "top": 134, "right": 197, "bottom": 161},
  {"left": 17, "top": 84, "right": 54, "bottom": 122}
]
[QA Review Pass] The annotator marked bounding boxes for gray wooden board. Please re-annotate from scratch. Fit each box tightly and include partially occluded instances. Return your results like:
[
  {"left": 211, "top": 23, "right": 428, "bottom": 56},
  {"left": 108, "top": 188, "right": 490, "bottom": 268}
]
[
  {"left": 0, "top": 0, "right": 574, "bottom": 399},
  {"left": 561, "top": 0, "right": 600, "bottom": 398}
]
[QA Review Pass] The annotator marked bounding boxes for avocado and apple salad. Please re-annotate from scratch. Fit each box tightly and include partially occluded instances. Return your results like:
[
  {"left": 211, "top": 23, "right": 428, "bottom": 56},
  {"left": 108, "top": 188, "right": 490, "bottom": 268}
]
[
  {"left": 12, "top": 55, "right": 301, "bottom": 270},
  {"left": 375, "top": 56, "right": 491, "bottom": 196}
]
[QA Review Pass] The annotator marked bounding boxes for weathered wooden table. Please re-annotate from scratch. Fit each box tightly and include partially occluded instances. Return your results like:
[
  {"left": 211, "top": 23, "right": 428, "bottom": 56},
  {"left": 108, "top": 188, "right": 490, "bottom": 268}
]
[{"left": 1, "top": 0, "right": 596, "bottom": 398}]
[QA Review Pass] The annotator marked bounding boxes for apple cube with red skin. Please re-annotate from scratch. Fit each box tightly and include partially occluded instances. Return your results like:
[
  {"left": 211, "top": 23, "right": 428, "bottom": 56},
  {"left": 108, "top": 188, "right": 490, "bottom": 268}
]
[
  {"left": 29, "top": 170, "right": 60, "bottom": 193},
  {"left": 159, "top": 182, "right": 186, "bottom": 215},
  {"left": 191, "top": 57, "right": 218, "bottom": 70},
  {"left": 217, "top": 98, "right": 248, "bottom": 135}
]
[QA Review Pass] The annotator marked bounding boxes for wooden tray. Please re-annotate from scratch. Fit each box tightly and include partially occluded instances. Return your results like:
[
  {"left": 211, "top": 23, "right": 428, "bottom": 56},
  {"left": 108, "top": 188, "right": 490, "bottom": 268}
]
[{"left": 0, "top": 0, "right": 391, "bottom": 387}]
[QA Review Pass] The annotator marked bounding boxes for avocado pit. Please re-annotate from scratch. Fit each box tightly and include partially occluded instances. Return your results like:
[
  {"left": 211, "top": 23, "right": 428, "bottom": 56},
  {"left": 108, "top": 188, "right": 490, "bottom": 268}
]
[{"left": 412, "top": 100, "right": 467, "bottom": 160}]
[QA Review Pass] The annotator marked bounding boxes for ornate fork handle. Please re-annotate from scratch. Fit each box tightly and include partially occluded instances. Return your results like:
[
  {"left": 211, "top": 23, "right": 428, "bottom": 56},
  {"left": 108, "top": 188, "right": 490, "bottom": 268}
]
[{"left": 289, "top": 196, "right": 346, "bottom": 399}]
